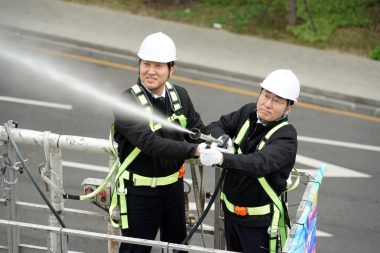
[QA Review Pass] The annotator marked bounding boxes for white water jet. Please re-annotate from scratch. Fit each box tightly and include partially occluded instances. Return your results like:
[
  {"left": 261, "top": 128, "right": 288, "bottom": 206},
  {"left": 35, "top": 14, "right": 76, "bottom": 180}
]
[{"left": 0, "top": 46, "right": 192, "bottom": 135}]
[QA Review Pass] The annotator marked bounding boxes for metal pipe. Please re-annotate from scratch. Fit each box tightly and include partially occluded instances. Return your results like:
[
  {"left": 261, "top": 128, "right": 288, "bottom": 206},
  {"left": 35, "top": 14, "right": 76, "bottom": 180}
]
[
  {"left": 7, "top": 137, "right": 19, "bottom": 253},
  {"left": 0, "top": 125, "right": 228, "bottom": 252},
  {"left": 0, "top": 126, "right": 112, "bottom": 154},
  {"left": 0, "top": 219, "right": 235, "bottom": 253}
]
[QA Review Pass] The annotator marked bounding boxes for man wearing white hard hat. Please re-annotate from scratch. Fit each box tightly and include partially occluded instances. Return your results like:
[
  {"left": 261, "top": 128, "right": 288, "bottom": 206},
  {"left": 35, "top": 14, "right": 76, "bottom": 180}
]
[
  {"left": 111, "top": 32, "right": 206, "bottom": 253},
  {"left": 199, "top": 69, "right": 300, "bottom": 252}
]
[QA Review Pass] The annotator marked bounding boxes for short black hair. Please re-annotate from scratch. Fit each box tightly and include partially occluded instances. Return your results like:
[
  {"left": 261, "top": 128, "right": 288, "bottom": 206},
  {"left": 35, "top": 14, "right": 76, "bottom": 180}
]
[{"left": 138, "top": 59, "right": 175, "bottom": 69}]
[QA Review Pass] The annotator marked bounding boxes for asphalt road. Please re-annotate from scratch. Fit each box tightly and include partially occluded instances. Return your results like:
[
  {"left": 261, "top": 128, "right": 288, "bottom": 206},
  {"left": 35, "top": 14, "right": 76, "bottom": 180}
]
[{"left": 1, "top": 30, "right": 380, "bottom": 253}]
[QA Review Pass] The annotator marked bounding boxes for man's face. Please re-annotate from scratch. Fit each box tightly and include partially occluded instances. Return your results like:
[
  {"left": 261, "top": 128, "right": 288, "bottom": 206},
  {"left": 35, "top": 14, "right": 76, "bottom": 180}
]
[
  {"left": 139, "top": 60, "right": 175, "bottom": 95},
  {"left": 257, "top": 89, "right": 293, "bottom": 123}
]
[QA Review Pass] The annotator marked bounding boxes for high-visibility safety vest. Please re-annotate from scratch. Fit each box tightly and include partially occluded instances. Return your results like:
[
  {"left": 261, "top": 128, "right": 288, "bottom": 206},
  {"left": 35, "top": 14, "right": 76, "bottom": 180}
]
[
  {"left": 109, "top": 82, "right": 187, "bottom": 229},
  {"left": 223, "top": 120, "right": 293, "bottom": 252}
]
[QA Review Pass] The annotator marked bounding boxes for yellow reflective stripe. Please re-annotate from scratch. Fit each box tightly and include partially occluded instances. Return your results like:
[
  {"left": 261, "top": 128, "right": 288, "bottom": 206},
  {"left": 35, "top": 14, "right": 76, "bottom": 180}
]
[
  {"left": 256, "top": 122, "right": 289, "bottom": 210},
  {"left": 221, "top": 192, "right": 271, "bottom": 216},
  {"left": 170, "top": 91, "right": 178, "bottom": 102},
  {"left": 115, "top": 148, "right": 141, "bottom": 180},
  {"left": 131, "top": 84, "right": 141, "bottom": 94},
  {"left": 257, "top": 121, "right": 288, "bottom": 150},
  {"left": 169, "top": 114, "right": 187, "bottom": 128},
  {"left": 165, "top": 82, "right": 185, "bottom": 118},
  {"left": 137, "top": 94, "right": 148, "bottom": 106},
  {"left": 234, "top": 120, "right": 250, "bottom": 146},
  {"left": 269, "top": 206, "right": 287, "bottom": 251},
  {"left": 165, "top": 82, "right": 174, "bottom": 89},
  {"left": 173, "top": 103, "right": 181, "bottom": 111},
  {"left": 269, "top": 208, "right": 280, "bottom": 251},
  {"left": 279, "top": 212, "right": 287, "bottom": 247},
  {"left": 258, "top": 177, "right": 284, "bottom": 217},
  {"left": 256, "top": 121, "right": 289, "bottom": 251},
  {"left": 109, "top": 186, "right": 120, "bottom": 228},
  {"left": 284, "top": 168, "right": 300, "bottom": 194},
  {"left": 118, "top": 174, "right": 128, "bottom": 229},
  {"left": 235, "top": 120, "right": 246, "bottom": 154},
  {"left": 122, "top": 170, "right": 180, "bottom": 187},
  {"left": 109, "top": 123, "right": 118, "bottom": 157},
  {"left": 109, "top": 147, "right": 141, "bottom": 228}
]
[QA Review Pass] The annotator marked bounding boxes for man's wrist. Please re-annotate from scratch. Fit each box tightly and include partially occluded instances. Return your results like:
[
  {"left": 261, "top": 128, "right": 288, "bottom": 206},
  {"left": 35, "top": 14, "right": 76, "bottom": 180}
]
[{"left": 218, "top": 154, "right": 224, "bottom": 165}]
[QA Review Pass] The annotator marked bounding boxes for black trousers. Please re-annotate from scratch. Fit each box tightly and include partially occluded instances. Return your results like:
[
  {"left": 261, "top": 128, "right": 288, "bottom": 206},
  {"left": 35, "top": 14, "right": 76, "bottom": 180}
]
[
  {"left": 224, "top": 216, "right": 270, "bottom": 253},
  {"left": 119, "top": 181, "right": 187, "bottom": 253}
]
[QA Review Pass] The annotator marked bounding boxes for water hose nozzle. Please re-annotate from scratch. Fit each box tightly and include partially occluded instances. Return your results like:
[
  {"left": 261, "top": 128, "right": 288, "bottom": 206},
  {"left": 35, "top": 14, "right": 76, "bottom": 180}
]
[{"left": 189, "top": 128, "right": 223, "bottom": 145}]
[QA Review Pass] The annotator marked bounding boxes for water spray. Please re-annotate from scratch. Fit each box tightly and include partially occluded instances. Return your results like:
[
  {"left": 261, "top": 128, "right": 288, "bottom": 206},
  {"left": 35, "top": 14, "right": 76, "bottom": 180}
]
[
  {"left": 0, "top": 44, "right": 225, "bottom": 248},
  {"left": 0, "top": 46, "right": 192, "bottom": 135}
]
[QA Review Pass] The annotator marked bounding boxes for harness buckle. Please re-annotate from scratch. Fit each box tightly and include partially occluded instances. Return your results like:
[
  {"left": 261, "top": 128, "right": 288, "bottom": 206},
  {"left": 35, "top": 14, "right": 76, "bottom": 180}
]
[
  {"left": 267, "top": 225, "right": 279, "bottom": 238},
  {"left": 178, "top": 165, "right": 185, "bottom": 179},
  {"left": 234, "top": 206, "right": 248, "bottom": 216},
  {"left": 117, "top": 186, "right": 127, "bottom": 195}
]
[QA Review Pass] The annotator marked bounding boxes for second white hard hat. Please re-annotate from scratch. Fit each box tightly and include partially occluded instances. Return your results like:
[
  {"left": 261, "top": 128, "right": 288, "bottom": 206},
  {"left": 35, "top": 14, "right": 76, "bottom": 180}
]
[
  {"left": 137, "top": 32, "right": 177, "bottom": 63},
  {"left": 260, "top": 69, "right": 300, "bottom": 102}
]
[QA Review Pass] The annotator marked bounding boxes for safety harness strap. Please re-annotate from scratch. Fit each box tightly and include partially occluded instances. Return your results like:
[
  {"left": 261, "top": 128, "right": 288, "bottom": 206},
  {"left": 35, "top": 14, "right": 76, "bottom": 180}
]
[
  {"left": 165, "top": 82, "right": 187, "bottom": 128},
  {"left": 221, "top": 192, "right": 271, "bottom": 216},
  {"left": 257, "top": 121, "right": 289, "bottom": 251},
  {"left": 234, "top": 120, "right": 250, "bottom": 154},
  {"left": 165, "top": 82, "right": 182, "bottom": 112},
  {"left": 121, "top": 169, "right": 180, "bottom": 187},
  {"left": 231, "top": 120, "right": 290, "bottom": 252},
  {"left": 109, "top": 82, "right": 188, "bottom": 229},
  {"left": 109, "top": 145, "right": 141, "bottom": 229}
]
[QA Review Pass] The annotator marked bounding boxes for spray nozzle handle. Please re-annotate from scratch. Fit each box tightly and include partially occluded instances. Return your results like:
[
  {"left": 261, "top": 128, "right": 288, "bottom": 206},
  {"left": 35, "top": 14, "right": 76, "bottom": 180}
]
[{"left": 217, "top": 134, "right": 231, "bottom": 149}]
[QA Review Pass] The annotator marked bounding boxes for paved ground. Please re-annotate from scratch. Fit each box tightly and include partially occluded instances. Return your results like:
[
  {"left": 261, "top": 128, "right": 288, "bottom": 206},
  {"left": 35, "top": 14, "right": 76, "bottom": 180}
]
[{"left": 0, "top": 0, "right": 379, "bottom": 113}]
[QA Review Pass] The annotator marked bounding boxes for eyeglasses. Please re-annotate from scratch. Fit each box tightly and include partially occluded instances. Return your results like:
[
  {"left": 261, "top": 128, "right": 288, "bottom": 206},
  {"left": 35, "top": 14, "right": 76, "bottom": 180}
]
[{"left": 259, "top": 90, "right": 288, "bottom": 107}]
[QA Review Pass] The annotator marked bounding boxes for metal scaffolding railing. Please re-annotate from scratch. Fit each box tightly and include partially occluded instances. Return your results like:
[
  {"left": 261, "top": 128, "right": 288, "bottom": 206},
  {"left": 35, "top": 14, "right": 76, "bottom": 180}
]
[
  {"left": 0, "top": 123, "right": 229, "bottom": 253},
  {"left": 0, "top": 123, "right": 325, "bottom": 253}
]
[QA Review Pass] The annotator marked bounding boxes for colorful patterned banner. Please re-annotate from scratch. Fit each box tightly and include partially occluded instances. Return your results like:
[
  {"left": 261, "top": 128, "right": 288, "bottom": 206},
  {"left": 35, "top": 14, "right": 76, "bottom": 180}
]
[{"left": 283, "top": 165, "right": 326, "bottom": 253}]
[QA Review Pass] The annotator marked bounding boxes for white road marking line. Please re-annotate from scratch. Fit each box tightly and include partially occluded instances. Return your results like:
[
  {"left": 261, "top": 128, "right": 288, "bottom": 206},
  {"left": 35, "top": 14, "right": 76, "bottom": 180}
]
[
  {"left": 298, "top": 136, "right": 380, "bottom": 152},
  {"left": 296, "top": 154, "right": 371, "bottom": 178},
  {"left": 0, "top": 95, "right": 73, "bottom": 110},
  {"left": 64, "top": 155, "right": 371, "bottom": 179},
  {"left": 196, "top": 223, "right": 214, "bottom": 231},
  {"left": 316, "top": 230, "right": 333, "bottom": 237},
  {"left": 189, "top": 202, "right": 214, "bottom": 211}
]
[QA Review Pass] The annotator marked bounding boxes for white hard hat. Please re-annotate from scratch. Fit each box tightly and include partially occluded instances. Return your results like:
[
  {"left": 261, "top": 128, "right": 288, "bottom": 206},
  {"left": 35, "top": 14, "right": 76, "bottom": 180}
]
[
  {"left": 137, "top": 32, "right": 177, "bottom": 63},
  {"left": 260, "top": 69, "right": 300, "bottom": 102}
]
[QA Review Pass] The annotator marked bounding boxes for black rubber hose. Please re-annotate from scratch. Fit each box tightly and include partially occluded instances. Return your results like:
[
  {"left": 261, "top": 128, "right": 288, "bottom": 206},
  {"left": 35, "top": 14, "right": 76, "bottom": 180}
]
[
  {"left": 180, "top": 168, "right": 226, "bottom": 246},
  {"left": 63, "top": 193, "right": 80, "bottom": 200},
  {"left": 4, "top": 123, "right": 66, "bottom": 228}
]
